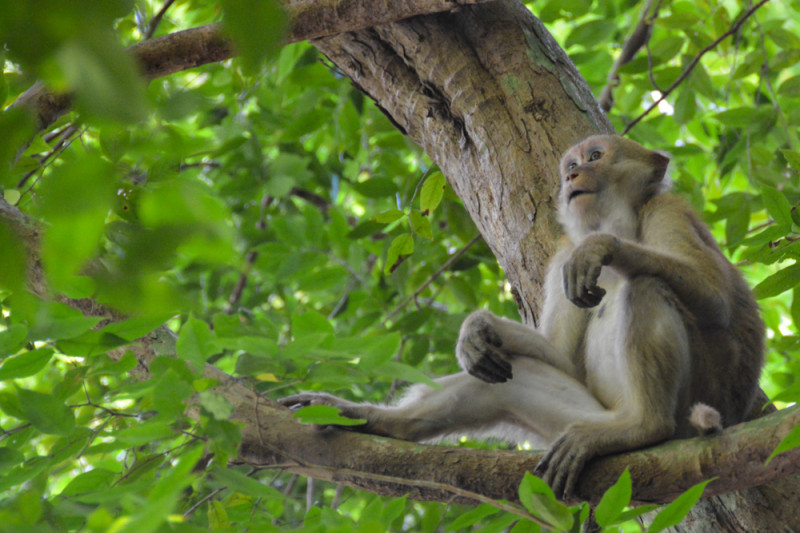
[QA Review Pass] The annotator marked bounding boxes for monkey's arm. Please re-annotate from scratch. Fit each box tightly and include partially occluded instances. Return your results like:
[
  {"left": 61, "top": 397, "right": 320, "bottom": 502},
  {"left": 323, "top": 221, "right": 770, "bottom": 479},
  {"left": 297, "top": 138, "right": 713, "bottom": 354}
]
[{"left": 565, "top": 201, "right": 732, "bottom": 324}]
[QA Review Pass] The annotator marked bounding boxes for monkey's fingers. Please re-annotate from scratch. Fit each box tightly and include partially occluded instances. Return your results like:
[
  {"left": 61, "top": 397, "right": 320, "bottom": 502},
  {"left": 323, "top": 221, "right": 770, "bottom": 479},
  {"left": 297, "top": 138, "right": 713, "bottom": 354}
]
[
  {"left": 468, "top": 352, "right": 512, "bottom": 383},
  {"left": 278, "top": 392, "right": 342, "bottom": 411},
  {"left": 534, "top": 434, "right": 587, "bottom": 500}
]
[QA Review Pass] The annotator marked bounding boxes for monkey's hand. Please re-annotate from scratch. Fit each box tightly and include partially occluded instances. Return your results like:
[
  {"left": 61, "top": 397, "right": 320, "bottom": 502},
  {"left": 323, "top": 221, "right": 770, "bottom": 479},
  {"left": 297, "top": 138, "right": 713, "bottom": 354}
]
[
  {"left": 456, "top": 310, "right": 512, "bottom": 383},
  {"left": 563, "top": 234, "right": 620, "bottom": 308},
  {"left": 534, "top": 422, "right": 597, "bottom": 500}
]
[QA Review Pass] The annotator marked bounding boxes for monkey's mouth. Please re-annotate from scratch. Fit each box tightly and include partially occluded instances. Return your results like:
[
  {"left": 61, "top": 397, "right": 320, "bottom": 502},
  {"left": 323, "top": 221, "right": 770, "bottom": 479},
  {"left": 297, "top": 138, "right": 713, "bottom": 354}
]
[{"left": 568, "top": 190, "right": 594, "bottom": 203}]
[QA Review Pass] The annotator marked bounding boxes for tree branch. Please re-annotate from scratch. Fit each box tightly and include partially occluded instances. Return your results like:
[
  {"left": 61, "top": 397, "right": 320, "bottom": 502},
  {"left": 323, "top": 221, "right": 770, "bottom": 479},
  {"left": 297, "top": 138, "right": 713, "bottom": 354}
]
[
  {"left": 8, "top": 0, "right": 493, "bottom": 132},
  {"left": 597, "top": 0, "right": 660, "bottom": 112}
]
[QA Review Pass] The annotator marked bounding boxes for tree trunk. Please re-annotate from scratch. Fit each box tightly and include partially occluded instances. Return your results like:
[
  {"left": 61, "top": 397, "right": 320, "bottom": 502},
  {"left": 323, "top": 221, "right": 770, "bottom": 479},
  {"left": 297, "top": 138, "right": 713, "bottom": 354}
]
[{"left": 309, "top": 0, "right": 800, "bottom": 530}]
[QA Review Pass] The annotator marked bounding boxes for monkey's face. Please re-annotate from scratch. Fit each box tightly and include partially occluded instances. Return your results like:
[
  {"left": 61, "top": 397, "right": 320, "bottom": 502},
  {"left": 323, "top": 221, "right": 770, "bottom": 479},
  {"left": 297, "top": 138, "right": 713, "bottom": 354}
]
[
  {"left": 558, "top": 135, "right": 671, "bottom": 224},
  {"left": 558, "top": 137, "right": 615, "bottom": 220}
]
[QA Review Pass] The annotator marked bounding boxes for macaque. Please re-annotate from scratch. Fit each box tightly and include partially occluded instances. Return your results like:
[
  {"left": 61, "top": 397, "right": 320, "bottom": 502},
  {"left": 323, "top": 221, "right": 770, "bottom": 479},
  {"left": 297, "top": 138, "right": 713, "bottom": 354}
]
[{"left": 280, "top": 135, "right": 764, "bottom": 498}]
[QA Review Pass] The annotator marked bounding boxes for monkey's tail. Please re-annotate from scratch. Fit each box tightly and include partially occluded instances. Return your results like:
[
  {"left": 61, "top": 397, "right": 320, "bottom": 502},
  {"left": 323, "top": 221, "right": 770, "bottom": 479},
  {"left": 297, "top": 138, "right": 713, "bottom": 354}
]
[{"left": 689, "top": 402, "right": 723, "bottom": 435}]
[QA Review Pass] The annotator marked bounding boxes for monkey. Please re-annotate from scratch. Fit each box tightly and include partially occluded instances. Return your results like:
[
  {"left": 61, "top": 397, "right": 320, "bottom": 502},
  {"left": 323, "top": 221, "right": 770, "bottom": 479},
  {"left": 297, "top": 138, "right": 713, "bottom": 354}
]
[{"left": 280, "top": 135, "right": 764, "bottom": 499}]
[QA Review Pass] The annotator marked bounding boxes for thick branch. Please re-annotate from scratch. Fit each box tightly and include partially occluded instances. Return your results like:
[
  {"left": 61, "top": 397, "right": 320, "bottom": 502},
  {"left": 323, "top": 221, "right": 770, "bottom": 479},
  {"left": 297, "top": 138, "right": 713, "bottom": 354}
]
[{"left": 8, "top": 0, "right": 492, "bottom": 131}]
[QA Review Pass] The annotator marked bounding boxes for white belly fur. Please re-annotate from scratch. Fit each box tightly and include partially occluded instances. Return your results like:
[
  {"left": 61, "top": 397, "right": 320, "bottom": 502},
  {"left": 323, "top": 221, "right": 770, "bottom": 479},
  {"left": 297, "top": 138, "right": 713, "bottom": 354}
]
[{"left": 583, "top": 271, "right": 633, "bottom": 409}]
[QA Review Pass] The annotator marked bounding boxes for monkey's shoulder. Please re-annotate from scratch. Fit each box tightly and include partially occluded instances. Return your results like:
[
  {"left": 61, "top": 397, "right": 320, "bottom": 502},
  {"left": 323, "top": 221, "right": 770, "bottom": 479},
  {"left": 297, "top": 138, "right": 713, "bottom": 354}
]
[{"left": 639, "top": 193, "right": 709, "bottom": 244}]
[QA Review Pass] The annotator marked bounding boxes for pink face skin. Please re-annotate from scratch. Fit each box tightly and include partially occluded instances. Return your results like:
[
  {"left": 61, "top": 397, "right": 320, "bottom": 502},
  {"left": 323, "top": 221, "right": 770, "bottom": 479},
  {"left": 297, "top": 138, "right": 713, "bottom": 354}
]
[{"left": 559, "top": 137, "right": 614, "bottom": 219}]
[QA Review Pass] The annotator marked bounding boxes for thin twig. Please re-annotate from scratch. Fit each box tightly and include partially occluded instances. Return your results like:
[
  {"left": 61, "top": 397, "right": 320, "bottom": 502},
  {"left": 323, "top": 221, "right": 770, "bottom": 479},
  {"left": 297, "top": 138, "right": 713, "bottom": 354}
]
[
  {"left": 145, "top": 0, "right": 176, "bottom": 40},
  {"left": 381, "top": 234, "right": 482, "bottom": 326},
  {"left": 17, "top": 125, "right": 81, "bottom": 189},
  {"left": 623, "top": 0, "right": 772, "bottom": 135},
  {"left": 598, "top": 0, "right": 659, "bottom": 112}
]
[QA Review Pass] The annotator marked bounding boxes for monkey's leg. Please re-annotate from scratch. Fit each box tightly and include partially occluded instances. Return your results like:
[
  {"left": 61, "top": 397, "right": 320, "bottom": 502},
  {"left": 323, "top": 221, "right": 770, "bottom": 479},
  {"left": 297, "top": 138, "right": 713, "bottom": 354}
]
[
  {"left": 373, "top": 358, "right": 615, "bottom": 444},
  {"left": 536, "top": 276, "right": 690, "bottom": 498},
  {"left": 457, "top": 309, "right": 579, "bottom": 383},
  {"left": 280, "top": 358, "right": 611, "bottom": 444}
]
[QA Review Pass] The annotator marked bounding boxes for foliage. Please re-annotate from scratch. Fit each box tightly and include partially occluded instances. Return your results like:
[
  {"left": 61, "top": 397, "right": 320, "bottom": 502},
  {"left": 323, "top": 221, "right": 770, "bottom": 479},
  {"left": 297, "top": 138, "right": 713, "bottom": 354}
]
[{"left": 0, "top": 0, "right": 799, "bottom": 531}]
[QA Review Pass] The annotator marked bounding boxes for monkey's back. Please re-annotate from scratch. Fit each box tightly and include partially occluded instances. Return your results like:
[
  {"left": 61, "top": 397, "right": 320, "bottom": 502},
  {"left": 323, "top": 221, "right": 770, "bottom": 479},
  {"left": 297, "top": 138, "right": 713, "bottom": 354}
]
[{"left": 642, "top": 194, "right": 765, "bottom": 435}]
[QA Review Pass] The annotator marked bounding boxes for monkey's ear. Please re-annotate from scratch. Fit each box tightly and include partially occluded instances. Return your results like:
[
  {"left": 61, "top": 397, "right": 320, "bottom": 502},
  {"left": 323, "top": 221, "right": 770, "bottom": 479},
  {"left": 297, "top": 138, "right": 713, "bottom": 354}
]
[{"left": 651, "top": 150, "right": 670, "bottom": 181}]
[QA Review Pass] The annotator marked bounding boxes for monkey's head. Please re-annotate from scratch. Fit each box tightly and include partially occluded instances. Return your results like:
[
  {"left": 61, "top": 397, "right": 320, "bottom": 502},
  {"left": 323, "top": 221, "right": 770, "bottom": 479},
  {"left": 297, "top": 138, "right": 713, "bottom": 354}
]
[{"left": 558, "top": 135, "right": 670, "bottom": 241}]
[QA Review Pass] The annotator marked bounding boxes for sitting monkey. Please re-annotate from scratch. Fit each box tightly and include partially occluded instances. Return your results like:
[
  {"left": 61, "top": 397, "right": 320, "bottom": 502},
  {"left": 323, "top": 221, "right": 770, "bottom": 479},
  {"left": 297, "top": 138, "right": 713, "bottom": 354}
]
[{"left": 281, "top": 135, "right": 764, "bottom": 497}]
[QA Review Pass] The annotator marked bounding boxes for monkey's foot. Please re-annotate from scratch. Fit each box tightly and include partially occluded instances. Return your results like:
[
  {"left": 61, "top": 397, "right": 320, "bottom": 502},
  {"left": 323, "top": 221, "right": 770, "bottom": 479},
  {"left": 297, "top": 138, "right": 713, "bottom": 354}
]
[{"left": 534, "top": 425, "right": 594, "bottom": 500}]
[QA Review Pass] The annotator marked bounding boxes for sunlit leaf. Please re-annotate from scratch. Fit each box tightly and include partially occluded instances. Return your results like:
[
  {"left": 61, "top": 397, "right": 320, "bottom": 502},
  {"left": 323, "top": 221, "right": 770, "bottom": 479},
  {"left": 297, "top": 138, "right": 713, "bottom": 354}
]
[
  {"left": 594, "top": 468, "right": 632, "bottom": 526},
  {"left": 385, "top": 233, "right": 415, "bottom": 275},
  {"left": 18, "top": 388, "right": 75, "bottom": 436},
  {"left": 648, "top": 479, "right": 713, "bottom": 533},
  {"left": 766, "top": 424, "right": 800, "bottom": 465},
  {"left": 292, "top": 405, "right": 366, "bottom": 426}
]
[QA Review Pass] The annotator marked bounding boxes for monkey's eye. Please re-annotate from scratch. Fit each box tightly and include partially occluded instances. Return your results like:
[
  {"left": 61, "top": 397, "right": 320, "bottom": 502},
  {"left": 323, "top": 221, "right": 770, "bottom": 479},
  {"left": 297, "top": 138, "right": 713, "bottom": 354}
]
[
  {"left": 567, "top": 161, "right": 577, "bottom": 170},
  {"left": 589, "top": 150, "right": 602, "bottom": 161}
]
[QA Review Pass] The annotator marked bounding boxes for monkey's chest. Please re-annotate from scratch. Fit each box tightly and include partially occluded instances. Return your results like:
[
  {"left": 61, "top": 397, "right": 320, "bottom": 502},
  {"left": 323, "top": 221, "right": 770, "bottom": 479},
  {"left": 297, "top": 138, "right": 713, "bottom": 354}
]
[{"left": 583, "top": 274, "right": 633, "bottom": 408}]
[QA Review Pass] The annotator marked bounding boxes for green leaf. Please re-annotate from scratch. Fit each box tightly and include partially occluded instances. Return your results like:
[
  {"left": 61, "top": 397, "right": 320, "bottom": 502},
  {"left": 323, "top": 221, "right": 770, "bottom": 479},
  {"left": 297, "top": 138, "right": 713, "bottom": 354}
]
[
  {"left": 782, "top": 149, "right": 800, "bottom": 172},
  {"left": 57, "top": 31, "right": 149, "bottom": 124},
  {"left": 176, "top": 316, "right": 217, "bottom": 371},
  {"left": 565, "top": 19, "right": 616, "bottom": 49},
  {"left": 385, "top": 233, "right": 415, "bottom": 275},
  {"left": 347, "top": 220, "right": 386, "bottom": 239},
  {"left": 0, "top": 108, "right": 35, "bottom": 187},
  {"left": 18, "top": 388, "right": 75, "bottom": 436},
  {"left": 713, "top": 107, "right": 757, "bottom": 128},
  {"left": 778, "top": 75, "right": 800, "bottom": 98},
  {"left": 408, "top": 210, "right": 433, "bottom": 240},
  {"left": 373, "top": 361, "right": 438, "bottom": 387},
  {"left": 118, "top": 446, "right": 203, "bottom": 533},
  {"left": 420, "top": 171, "right": 446, "bottom": 215},
  {"left": 518, "top": 472, "right": 573, "bottom": 530},
  {"left": 59, "top": 469, "right": 116, "bottom": 500},
  {"left": 292, "top": 405, "right": 366, "bottom": 426},
  {"left": 221, "top": 0, "right": 287, "bottom": 73},
  {"left": 761, "top": 186, "right": 793, "bottom": 228},
  {"left": 373, "top": 209, "right": 405, "bottom": 224},
  {"left": 28, "top": 302, "right": 103, "bottom": 342},
  {"left": 766, "top": 424, "right": 800, "bottom": 465},
  {"left": 754, "top": 262, "right": 800, "bottom": 299},
  {"left": 351, "top": 177, "right": 399, "bottom": 198},
  {"left": 0, "top": 324, "right": 28, "bottom": 357},
  {"left": 36, "top": 156, "right": 116, "bottom": 291},
  {"left": 594, "top": 468, "right": 632, "bottom": 526},
  {"left": 198, "top": 391, "right": 234, "bottom": 420},
  {"left": 211, "top": 465, "right": 283, "bottom": 499},
  {"left": 0, "top": 348, "right": 53, "bottom": 380},
  {"left": 0, "top": 447, "right": 25, "bottom": 470},
  {"left": 101, "top": 316, "right": 171, "bottom": 341},
  {"left": 115, "top": 420, "right": 175, "bottom": 447},
  {"left": 445, "top": 504, "right": 499, "bottom": 532},
  {"left": 648, "top": 478, "right": 713, "bottom": 533},
  {"left": 56, "top": 330, "right": 128, "bottom": 357}
]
